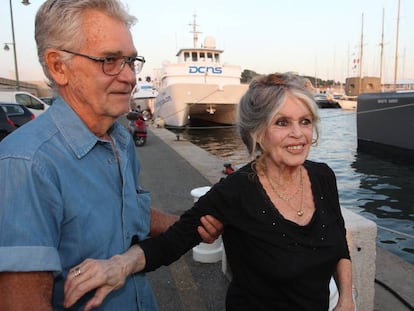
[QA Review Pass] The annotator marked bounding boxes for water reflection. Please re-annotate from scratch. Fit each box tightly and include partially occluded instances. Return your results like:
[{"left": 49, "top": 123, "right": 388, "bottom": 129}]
[
  {"left": 181, "top": 126, "right": 250, "bottom": 166},
  {"left": 351, "top": 152, "right": 414, "bottom": 260},
  {"left": 352, "top": 152, "right": 414, "bottom": 221},
  {"left": 179, "top": 110, "right": 414, "bottom": 264}
]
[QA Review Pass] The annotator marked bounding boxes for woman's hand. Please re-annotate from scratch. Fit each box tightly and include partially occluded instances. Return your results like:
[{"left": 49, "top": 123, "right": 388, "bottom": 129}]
[
  {"left": 332, "top": 298, "right": 355, "bottom": 311},
  {"left": 64, "top": 245, "right": 145, "bottom": 310},
  {"left": 332, "top": 258, "right": 355, "bottom": 311}
]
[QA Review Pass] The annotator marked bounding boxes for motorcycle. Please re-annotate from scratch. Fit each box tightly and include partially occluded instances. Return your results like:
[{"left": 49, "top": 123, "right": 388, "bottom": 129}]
[{"left": 126, "top": 111, "right": 147, "bottom": 147}]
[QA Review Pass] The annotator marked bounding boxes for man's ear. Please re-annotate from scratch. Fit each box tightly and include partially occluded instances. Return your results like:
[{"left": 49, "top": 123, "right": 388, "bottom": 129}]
[{"left": 45, "top": 49, "right": 68, "bottom": 86}]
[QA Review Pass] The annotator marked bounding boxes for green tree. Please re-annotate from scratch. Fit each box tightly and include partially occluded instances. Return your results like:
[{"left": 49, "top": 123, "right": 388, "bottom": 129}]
[{"left": 241, "top": 69, "right": 259, "bottom": 83}]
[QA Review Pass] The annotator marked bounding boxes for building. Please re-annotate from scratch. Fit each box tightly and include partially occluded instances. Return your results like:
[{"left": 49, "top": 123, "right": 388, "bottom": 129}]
[{"left": 345, "top": 77, "right": 381, "bottom": 96}]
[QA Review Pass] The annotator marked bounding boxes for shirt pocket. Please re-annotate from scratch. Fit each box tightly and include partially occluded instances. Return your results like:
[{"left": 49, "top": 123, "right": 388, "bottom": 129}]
[{"left": 133, "top": 188, "right": 151, "bottom": 240}]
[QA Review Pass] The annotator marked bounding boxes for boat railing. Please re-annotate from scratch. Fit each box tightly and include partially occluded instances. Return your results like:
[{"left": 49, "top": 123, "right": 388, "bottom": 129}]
[{"left": 357, "top": 102, "right": 414, "bottom": 114}]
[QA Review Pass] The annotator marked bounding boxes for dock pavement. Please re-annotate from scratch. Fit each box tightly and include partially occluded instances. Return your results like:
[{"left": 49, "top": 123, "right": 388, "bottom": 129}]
[{"left": 137, "top": 126, "right": 414, "bottom": 311}]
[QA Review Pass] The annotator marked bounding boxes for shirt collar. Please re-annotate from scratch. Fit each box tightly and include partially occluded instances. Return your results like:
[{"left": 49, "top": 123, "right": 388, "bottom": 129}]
[{"left": 50, "top": 96, "right": 130, "bottom": 159}]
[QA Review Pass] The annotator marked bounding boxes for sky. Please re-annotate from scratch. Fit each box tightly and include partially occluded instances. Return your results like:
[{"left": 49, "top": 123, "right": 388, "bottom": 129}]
[{"left": 1, "top": 0, "right": 413, "bottom": 85}]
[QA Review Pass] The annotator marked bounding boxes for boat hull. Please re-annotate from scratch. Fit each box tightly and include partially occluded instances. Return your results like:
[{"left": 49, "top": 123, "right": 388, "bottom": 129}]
[
  {"left": 357, "top": 91, "right": 414, "bottom": 163},
  {"left": 337, "top": 98, "right": 357, "bottom": 110},
  {"left": 154, "top": 83, "right": 248, "bottom": 127}
]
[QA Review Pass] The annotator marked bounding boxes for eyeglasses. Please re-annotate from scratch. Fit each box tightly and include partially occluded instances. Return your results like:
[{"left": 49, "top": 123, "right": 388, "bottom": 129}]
[{"left": 61, "top": 49, "right": 145, "bottom": 76}]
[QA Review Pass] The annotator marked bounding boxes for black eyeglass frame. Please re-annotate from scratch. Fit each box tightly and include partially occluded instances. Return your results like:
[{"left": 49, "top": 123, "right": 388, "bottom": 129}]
[{"left": 61, "top": 49, "right": 145, "bottom": 76}]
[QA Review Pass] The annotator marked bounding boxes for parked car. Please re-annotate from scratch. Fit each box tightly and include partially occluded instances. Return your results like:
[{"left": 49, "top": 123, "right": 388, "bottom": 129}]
[
  {"left": 39, "top": 96, "right": 55, "bottom": 106},
  {"left": 0, "top": 91, "right": 48, "bottom": 116},
  {"left": 0, "top": 105, "right": 16, "bottom": 141},
  {"left": 0, "top": 102, "right": 35, "bottom": 127}
]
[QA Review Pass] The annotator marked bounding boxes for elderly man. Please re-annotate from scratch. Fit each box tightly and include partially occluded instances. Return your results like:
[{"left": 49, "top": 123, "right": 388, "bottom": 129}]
[{"left": 0, "top": 1, "right": 221, "bottom": 310}]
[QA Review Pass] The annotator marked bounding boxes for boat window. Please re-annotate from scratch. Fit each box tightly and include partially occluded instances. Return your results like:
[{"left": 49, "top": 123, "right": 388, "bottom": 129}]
[
  {"left": 200, "top": 52, "right": 205, "bottom": 61},
  {"left": 184, "top": 52, "right": 190, "bottom": 61},
  {"left": 192, "top": 52, "right": 198, "bottom": 61},
  {"left": 207, "top": 52, "right": 213, "bottom": 62},
  {"left": 214, "top": 53, "right": 220, "bottom": 62}
]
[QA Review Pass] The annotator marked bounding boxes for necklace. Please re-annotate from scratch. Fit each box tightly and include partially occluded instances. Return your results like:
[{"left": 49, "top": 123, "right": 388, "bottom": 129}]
[{"left": 265, "top": 167, "right": 304, "bottom": 217}]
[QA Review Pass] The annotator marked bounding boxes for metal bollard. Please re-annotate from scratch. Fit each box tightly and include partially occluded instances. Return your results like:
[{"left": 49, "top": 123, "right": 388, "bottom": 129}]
[{"left": 191, "top": 186, "right": 223, "bottom": 263}]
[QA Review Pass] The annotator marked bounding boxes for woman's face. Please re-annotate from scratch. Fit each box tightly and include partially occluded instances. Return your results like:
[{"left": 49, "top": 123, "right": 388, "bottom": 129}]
[{"left": 262, "top": 94, "right": 314, "bottom": 169}]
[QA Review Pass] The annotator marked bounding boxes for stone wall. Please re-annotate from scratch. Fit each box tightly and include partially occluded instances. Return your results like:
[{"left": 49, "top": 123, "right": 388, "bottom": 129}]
[
  {"left": 0, "top": 77, "right": 52, "bottom": 97},
  {"left": 345, "top": 77, "right": 381, "bottom": 96}
]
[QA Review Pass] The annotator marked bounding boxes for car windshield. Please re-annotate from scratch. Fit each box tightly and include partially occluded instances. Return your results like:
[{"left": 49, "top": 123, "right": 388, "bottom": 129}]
[{"left": 1, "top": 103, "right": 26, "bottom": 116}]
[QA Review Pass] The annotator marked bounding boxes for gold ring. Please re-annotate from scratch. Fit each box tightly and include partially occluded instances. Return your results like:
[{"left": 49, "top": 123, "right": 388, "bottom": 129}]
[{"left": 73, "top": 266, "right": 81, "bottom": 277}]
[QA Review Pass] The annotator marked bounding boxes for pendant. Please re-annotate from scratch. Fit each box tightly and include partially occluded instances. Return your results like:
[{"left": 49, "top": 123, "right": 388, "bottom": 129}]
[{"left": 297, "top": 210, "right": 304, "bottom": 217}]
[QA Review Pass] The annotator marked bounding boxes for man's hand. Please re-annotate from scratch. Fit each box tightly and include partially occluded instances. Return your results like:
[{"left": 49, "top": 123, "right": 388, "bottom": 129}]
[
  {"left": 64, "top": 246, "right": 145, "bottom": 311},
  {"left": 151, "top": 208, "right": 224, "bottom": 243},
  {"left": 198, "top": 215, "right": 224, "bottom": 243},
  {"left": 64, "top": 213, "right": 224, "bottom": 309}
]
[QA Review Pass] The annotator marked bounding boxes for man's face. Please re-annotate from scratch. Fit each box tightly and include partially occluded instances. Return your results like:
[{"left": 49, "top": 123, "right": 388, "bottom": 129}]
[{"left": 63, "top": 9, "right": 138, "bottom": 121}]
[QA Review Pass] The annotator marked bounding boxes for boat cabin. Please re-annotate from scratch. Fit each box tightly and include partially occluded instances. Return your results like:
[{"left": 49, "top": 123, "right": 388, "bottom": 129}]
[{"left": 178, "top": 48, "right": 222, "bottom": 64}]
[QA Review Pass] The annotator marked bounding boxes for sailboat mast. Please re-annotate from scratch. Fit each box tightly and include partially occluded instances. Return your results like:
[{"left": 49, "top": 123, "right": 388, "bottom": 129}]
[
  {"left": 393, "top": 0, "right": 401, "bottom": 90},
  {"left": 379, "top": 8, "right": 385, "bottom": 88},
  {"left": 358, "top": 13, "right": 364, "bottom": 95}
]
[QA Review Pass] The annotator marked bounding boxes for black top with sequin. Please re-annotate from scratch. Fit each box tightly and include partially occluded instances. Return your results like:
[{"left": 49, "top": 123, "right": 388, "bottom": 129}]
[{"left": 140, "top": 160, "right": 350, "bottom": 311}]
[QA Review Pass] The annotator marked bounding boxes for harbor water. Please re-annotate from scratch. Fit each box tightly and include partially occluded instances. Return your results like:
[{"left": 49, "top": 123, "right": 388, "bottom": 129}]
[{"left": 177, "top": 109, "right": 414, "bottom": 264}]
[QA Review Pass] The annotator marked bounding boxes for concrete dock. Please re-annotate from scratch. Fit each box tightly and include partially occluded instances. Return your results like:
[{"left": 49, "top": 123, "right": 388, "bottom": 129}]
[{"left": 137, "top": 126, "right": 414, "bottom": 311}]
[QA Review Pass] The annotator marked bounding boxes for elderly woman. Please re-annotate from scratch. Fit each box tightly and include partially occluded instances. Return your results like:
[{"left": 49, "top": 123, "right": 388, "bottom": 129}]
[{"left": 65, "top": 72, "right": 355, "bottom": 311}]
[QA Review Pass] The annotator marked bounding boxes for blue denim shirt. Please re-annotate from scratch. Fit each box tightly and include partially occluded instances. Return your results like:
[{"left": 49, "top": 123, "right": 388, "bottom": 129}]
[{"left": 0, "top": 97, "right": 158, "bottom": 310}]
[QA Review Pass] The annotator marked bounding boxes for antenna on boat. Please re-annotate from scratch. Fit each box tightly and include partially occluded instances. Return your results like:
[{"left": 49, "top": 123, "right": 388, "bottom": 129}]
[{"left": 189, "top": 14, "right": 202, "bottom": 48}]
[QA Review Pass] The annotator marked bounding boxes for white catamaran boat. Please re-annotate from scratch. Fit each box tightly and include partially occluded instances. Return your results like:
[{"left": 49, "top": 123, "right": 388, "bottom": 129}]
[{"left": 153, "top": 16, "right": 248, "bottom": 127}]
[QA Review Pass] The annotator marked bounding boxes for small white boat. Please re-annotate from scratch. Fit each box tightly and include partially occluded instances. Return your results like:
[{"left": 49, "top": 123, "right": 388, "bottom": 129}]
[
  {"left": 336, "top": 95, "right": 358, "bottom": 110},
  {"left": 132, "top": 80, "right": 158, "bottom": 116},
  {"left": 153, "top": 16, "right": 248, "bottom": 127}
]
